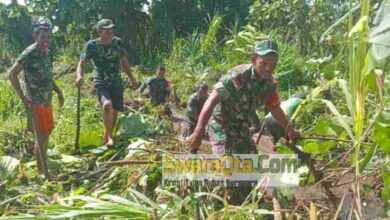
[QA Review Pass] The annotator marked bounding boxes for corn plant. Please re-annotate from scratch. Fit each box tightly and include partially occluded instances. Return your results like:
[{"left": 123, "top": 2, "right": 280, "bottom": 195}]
[{"left": 292, "top": 0, "right": 390, "bottom": 218}]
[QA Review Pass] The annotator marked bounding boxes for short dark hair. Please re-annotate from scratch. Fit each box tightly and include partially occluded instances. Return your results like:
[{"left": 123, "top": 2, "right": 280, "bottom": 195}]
[
  {"left": 156, "top": 66, "right": 165, "bottom": 71},
  {"left": 34, "top": 28, "right": 50, "bottom": 35},
  {"left": 198, "top": 83, "right": 208, "bottom": 90}
]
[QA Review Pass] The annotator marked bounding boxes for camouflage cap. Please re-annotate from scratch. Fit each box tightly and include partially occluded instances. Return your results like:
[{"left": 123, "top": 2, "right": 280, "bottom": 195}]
[
  {"left": 96, "top": 18, "right": 115, "bottom": 29},
  {"left": 33, "top": 17, "right": 52, "bottom": 32},
  {"left": 254, "top": 40, "right": 279, "bottom": 56}
]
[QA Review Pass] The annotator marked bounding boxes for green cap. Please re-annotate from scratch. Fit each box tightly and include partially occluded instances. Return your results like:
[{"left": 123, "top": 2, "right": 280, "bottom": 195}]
[
  {"left": 254, "top": 40, "right": 279, "bottom": 56},
  {"left": 96, "top": 19, "right": 115, "bottom": 29}
]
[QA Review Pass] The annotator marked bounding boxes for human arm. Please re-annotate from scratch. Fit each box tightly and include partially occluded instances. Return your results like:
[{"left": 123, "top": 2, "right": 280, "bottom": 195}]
[
  {"left": 187, "top": 90, "right": 221, "bottom": 153},
  {"left": 8, "top": 62, "right": 32, "bottom": 107},
  {"left": 120, "top": 56, "right": 138, "bottom": 89},
  {"left": 269, "top": 106, "right": 301, "bottom": 141},
  {"left": 52, "top": 80, "right": 64, "bottom": 107}
]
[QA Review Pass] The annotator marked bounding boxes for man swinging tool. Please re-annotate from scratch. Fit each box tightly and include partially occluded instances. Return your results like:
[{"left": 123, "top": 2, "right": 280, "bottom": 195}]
[
  {"left": 255, "top": 93, "right": 304, "bottom": 153},
  {"left": 187, "top": 40, "right": 302, "bottom": 205},
  {"left": 187, "top": 40, "right": 301, "bottom": 155}
]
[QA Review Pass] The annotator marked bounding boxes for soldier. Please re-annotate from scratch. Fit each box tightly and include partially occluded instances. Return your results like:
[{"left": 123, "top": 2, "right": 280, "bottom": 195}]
[
  {"left": 182, "top": 83, "right": 208, "bottom": 137},
  {"left": 187, "top": 39, "right": 301, "bottom": 154},
  {"left": 258, "top": 94, "right": 304, "bottom": 152},
  {"left": 187, "top": 39, "right": 302, "bottom": 204},
  {"left": 138, "top": 66, "right": 172, "bottom": 116},
  {"left": 76, "top": 18, "right": 137, "bottom": 147},
  {"left": 8, "top": 17, "right": 64, "bottom": 179}
]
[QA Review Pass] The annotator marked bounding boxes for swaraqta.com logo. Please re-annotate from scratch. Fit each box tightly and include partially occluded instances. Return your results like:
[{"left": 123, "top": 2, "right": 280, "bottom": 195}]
[{"left": 162, "top": 154, "right": 301, "bottom": 187}]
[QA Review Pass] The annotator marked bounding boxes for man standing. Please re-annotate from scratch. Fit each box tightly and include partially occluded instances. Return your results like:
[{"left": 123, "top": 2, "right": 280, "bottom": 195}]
[
  {"left": 9, "top": 18, "right": 64, "bottom": 179},
  {"left": 76, "top": 18, "right": 137, "bottom": 147},
  {"left": 138, "top": 66, "right": 172, "bottom": 116},
  {"left": 187, "top": 40, "right": 301, "bottom": 154},
  {"left": 182, "top": 83, "right": 208, "bottom": 137}
]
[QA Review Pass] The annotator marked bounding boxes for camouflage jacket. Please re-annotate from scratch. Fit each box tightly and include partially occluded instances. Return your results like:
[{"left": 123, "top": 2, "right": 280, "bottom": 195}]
[
  {"left": 208, "top": 64, "right": 280, "bottom": 137},
  {"left": 139, "top": 76, "right": 170, "bottom": 105},
  {"left": 184, "top": 92, "right": 207, "bottom": 123},
  {"left": 81, "top": 37, "right": 126, "bottom": 87},
  {"left": 17, "top": 43, "right": 54, "bottom": 106}
]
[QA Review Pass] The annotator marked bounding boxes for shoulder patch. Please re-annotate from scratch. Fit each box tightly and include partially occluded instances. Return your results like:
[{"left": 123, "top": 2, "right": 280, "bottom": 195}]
[{"left": 232, "top": 76, "right": 242, "bottom": 88}]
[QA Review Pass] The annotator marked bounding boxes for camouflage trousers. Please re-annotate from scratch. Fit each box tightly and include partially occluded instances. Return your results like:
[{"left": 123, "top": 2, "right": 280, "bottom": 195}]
[
  {"left": 207, "top": 125, "right": 257, "bottom": 154},
  {"left": 182, "top": 117, "right": 196, "bottom": 138},
  {"left": 207, "top": 123, "right": 258, "bottom": 205}
]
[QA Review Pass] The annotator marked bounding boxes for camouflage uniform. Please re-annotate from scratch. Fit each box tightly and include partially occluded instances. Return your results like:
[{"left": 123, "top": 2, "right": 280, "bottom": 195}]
[
  {"left": 139, "top": 76, "right": 170, "bottom": 105},
  {"left": 81, "top": 37, "right": 126, "bottom": 110},
  {"left": 17, "top": 43, "right": 54, "bottom": 105},
  {"left": 183, "top": 92, "right": 207, "bottom": 137},
  {"left": 139, "top": 76, "right": 172, "bottom": 116},
  {"left": 262, "top": 97, "right": 302, "bottom": 143},
  {"left": 207, "top": 64, "right": 280, "bottom": 154}
]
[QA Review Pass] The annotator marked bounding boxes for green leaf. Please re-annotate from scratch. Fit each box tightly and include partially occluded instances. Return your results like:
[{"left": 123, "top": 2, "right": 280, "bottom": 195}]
[
  {"left": 0, "top": 156, "right": 19, "bottom": 181},
  {"left": 381, "top": 164, "right": 390, "bottom": 207},
  {"left": 318, "top": 99, "right": 355, "bottom": 142},
  {"left": 117, "top": 113, "right": 149, "bottom": 138},
  {"left": 80, "top": 130, "right": 101, "bottom": 148},
  {"left": 303, "top": 141, "right": 320, "bottom": 154},
  {"left": 128, "top": 188, "right": 165, "bottom": 212},
  {"left": 314, "top": 119, "right": 337, "bottom": 136},
  {"left": 373, "top": 111, "right": 390, "bottom": 154},
  {"left": 61, "top": 154, "right": 84, "bottom": 164}
]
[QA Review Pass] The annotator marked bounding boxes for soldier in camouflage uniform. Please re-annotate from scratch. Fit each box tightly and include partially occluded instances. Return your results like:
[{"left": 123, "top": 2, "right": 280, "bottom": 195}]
[
  {"left": 188, "top": 40, "right": 301, "bottom": 154},
  {"left": 138, "top": 66, "right": 172, "bottom": 116},
  {"left": 8, "top": 17, "right": 64, "bottom": 179},
  {"left": 187, "top": 39, "right": 301, "bottom": 205},
  {"left": 76, "top": 18, "right": 137, "bottom": 147},
  {"left": 182, "top": 83, "right": 208, "bottom": 137}
]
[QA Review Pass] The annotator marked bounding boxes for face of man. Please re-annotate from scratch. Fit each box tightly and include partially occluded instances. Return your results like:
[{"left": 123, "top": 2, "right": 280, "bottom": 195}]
[
  {"left": 34, "top": 29, "right": 52, "bottom": 50},
  {"left": 97, "top": 27, "right": 114, "bottom": 44},
  {"left": 198, "top": 88, "right": 208, "bottom": 99},
  {"left": 251, "top": 53, "right": 278, "bottom": 80},
  {"left": 157, "top": 69, "right": 165, "bottom": 78}
]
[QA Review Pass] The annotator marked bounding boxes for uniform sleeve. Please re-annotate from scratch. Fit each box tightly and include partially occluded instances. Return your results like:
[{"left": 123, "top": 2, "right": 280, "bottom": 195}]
[
  {"left": 266, "top": 82, "right": 281, "bottom": 109},
  {"left": 186, "top": 95, "right": 200, "bottom": 119},
  {"left": 163, "top": 80, "right": 171, "bottom": 98},
  {"left": 16, "top": 50, "right": 29, "bottom": 67},
  {"left": 139, "top": 77, "right": 152, "bottom": 94},
  {"left": 80, "top": 41, "right": 94, "bottom": 60},
  {"left": 188, "top": 95, "right": 198, "bottom": 109},
  {"left": 213, "top": 73, "right": 237, "bottom": 101},
  {"left": 116, "top": 38, "right": 127, "bottom": 57}
]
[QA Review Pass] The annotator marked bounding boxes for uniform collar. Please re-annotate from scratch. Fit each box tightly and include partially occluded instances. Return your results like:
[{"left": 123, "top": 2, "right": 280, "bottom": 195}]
[{"left": 251, "top": 65, "right": 256, "bottom": 80}]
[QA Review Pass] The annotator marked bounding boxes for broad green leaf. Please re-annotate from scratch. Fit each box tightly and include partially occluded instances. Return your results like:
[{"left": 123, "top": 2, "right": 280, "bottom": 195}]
[
  {"left": 314, "top": 119, "right": 337, "bottom": 137},
  {"left": 117, "top": 113, "right": 149, "bottom": 138},
  {"left": 61, "top": 154, "right": 84, "bottom": 164},
  {"left": 303, "top": 141, "right": 320, "bottom": 154},
  {"left": 318, "top": 99, "right": 355, "bottom": 141},
  {"left": 80, "top": 130, "right": 101, "bottom": 148},
  {"left": 373, "top": 112, "right": 390, "bottom": 154},
  {"left": 0, "top": 156, "right": 19, "bottom": 181},
  {"left": 381, "top": 163, "right": 390, "bottom": 207}
]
